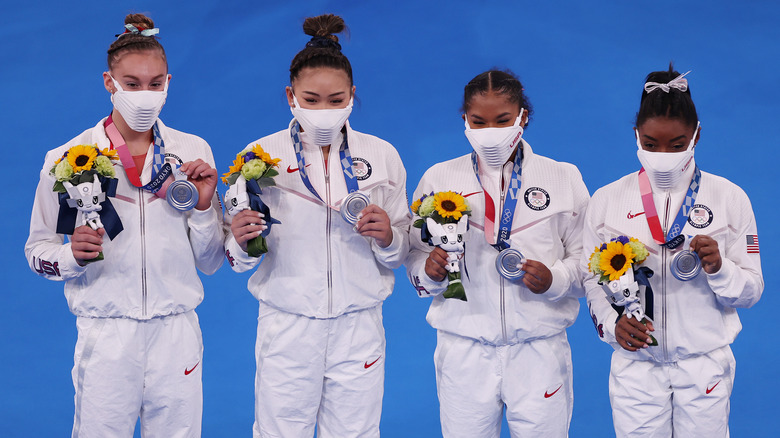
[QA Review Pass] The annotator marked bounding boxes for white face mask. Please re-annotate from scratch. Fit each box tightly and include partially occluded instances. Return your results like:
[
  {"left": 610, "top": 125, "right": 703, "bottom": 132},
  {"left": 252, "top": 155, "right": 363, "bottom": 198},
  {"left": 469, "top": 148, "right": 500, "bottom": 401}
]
[
  {"left": 464, "top": 112, "right": 524, "bottom": 168},
  {"left": 636, "top": 122, "right": 699, "bottom": 190},
  {"left": 110, "top": 75, "right": 168, "bottom": 132},
  {"left": 290, "top": 95, "right": 353, "bottom": 147}
]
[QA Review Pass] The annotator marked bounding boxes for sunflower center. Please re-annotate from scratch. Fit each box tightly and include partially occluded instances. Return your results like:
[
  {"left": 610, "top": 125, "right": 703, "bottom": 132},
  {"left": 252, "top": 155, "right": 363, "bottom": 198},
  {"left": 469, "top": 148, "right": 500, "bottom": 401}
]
[
  {"left": 610, "top": 254, "right": 627, "bottom": 271},
  {"left": 75, "top": 155, "right": 90, "bottom": 167},
  {"left": 441, "top": 200, "right": 457, "bottom": 212}
]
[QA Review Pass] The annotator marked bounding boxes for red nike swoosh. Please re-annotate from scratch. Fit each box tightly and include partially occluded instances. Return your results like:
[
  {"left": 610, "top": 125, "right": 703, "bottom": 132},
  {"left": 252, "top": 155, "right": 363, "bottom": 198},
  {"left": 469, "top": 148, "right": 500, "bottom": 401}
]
[
  {"left": 364, "top": 356, "right": 381, "bottom": 369},
  {"left": 463, "top": 191, "right": 481, "bottom": 198},
  {"left": 627, "top": 211, "right": 645, "bottom": 219},
  {"left": 184, "top": 362, "right": 200, "bottom": 376},
  {"left": 286, "top": 164, "right": 311, "bottom": 173},
  {"left": 706, "top": 380, "right": 720, "bottom": 394},
  {"left": 544, "top": 384, "right": 563, "bottom": 398}
]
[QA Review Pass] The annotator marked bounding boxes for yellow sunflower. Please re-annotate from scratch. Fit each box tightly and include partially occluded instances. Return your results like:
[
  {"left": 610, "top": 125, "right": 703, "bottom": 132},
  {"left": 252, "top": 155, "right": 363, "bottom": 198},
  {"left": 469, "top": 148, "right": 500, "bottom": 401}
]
[
  {"left": 100, "top": 147, "right": 119, "bottom": 160},
  {"left": 251, "top": 144, "right": 281, "bottom": 168},
  {"left": 67, "top": 145, "right": 98, "bottom": 173},
  {"left": 599, "top": 241, "right": 636, "bottom": 281},
  {"left": 434, "top": 191, "right": 468, "bottom": 221},
  {"left": 221, "top": 155, "right": 244, "bottom": 184},
  {"left": 410, "top": 198, "right": 422, "bottom": 215}
]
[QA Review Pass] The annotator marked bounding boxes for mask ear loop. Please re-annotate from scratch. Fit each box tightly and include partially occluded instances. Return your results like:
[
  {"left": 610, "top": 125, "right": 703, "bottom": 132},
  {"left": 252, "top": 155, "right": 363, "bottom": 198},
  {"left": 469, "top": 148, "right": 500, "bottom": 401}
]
[{"left": 688, "top": 122, "right": 701, "bottom": 151}]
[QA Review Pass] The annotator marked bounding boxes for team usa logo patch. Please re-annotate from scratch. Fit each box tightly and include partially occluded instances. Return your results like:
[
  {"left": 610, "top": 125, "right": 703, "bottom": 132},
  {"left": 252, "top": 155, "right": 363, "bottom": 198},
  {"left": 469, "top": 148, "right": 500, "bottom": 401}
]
[
  {"left": 687, "top": 204, "right": 713, "bottom": 229},
  {"left": 352, "top": 157, "right": 372, "bottom": 181},
  {"left": 524, "top": 187, "right": 550, "bottom": 211}
]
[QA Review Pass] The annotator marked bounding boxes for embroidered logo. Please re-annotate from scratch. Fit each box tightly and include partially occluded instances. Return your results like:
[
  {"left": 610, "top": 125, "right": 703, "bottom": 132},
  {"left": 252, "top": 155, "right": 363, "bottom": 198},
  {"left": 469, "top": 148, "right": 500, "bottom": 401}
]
[
  {"left": 352, "top": 157, "right": 372, "bottom": 181},
  {"left": 746, "top": 235, "right": 759, "bottom": 254},
  {"left": 706, "top": 380, "right": 721, "bottom": 394},
  {"left": 687, "top": 204, "right": 713, "bottom": 229},
  {"left": 364, "top": 357, "right": 381, "bottom": 369},
  {"left": 185, "top": 361, "right": 200, "bottom": 376},
  {"left": 544, "top": 384, "right": 563, "bottom": 398},
  {"left": 524, "top": 187, "right": 550, "bottom": 211},
  {"left": 627, "top": 211, "right": 645, "bottom": 219},
  {"left": 286, "top": 164, "right": 311, "bottom": 173}
]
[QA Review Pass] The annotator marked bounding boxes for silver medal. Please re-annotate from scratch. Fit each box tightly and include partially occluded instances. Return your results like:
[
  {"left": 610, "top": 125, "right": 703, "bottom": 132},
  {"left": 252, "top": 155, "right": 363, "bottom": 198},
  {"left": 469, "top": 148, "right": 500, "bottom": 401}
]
[
  {"left": 166, "top": 168, "right": 199, "bottom": 211},
  {"left": 340, "top": 192, "right": 369, "bottom": 225},
  {"left": 670, "top": 249, "right": 701, "bottom": 281},
  {"left": 495, "top": 248, "right": 526, "bottom": 281}
]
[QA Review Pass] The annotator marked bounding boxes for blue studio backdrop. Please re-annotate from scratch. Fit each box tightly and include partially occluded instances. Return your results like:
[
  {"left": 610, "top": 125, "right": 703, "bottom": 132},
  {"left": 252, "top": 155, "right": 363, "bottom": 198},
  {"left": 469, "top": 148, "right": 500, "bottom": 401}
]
[{"left": 2, "top": 1, "right": 778, "bottom": 436}]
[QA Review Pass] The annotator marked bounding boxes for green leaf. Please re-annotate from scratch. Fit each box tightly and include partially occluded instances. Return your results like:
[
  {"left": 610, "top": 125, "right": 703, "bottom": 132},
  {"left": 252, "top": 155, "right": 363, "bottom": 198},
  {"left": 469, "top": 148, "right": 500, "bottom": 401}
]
[
  {"left": 265, "top": 168, "right": 279, "bottom": 178},
  {"left": 413, "top": 219, "right": 424, "bottom": 228},
  {"left": 255, "top": 177, "right": 277, "bottom": 189},
  {"left": 225, "top": 172, "right": 239, "bottom": 186},
  {"left": 442, "top": 272, "right": 467, "bottom": 301},
  {"left": 52, "top": 181, "right": 66, "bottom": 193}
]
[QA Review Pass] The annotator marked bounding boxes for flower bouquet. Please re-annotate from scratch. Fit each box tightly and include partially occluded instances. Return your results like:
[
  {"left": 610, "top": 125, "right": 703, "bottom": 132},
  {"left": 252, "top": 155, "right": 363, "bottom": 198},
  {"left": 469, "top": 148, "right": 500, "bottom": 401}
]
[
  {"left": 588, "top": 236, "right": 657, "bottom": 345},
  {"left": 222, "top": 144, "right": 282, "bottom": 257},
  {"left": 411, "top": 191, "right": 471, "bottom": 301},
  {"left": 51, "top": 144, "right": 123, "bottom": 262}
]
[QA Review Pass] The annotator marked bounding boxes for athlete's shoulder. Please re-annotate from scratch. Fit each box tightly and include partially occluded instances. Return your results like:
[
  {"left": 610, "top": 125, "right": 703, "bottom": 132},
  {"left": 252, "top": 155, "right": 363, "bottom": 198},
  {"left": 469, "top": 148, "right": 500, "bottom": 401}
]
[
  {"left": 592, "top": 171, "right": 638, "bottom": 199},
  {"left": 420, "top": 153, "right": 472, "bottom": 181}
]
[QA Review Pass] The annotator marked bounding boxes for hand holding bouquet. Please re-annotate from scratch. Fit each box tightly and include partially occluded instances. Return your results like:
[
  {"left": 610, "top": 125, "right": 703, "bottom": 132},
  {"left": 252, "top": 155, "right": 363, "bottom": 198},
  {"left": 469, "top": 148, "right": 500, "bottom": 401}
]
[
  {"left": 222, "top": 144, "right": 282, "bottom": 257},
  {"left": 51, "top": 144, "right": 123, "bottom": 262},
  {"left": 589, "top": 236, "right": 657, "bottom": 345},
  {"left": 411, "top": 191, "right": 471, "bottom": 301}
]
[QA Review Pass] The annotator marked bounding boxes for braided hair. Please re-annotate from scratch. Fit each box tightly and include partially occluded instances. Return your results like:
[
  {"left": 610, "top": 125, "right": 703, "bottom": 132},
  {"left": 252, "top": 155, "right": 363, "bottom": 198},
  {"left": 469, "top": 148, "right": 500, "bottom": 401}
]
[
  {"left": 461, "top": 70, "right": 533, "bottom": 126},
  {"left": 635, "top": 63, "right": 698, "bottom": 128},
  {"left": 289, "top": 14, "right": 352, "bottom": 85},
  {"left": 107, "top": 13, "right": 167, "bottom": 70}
]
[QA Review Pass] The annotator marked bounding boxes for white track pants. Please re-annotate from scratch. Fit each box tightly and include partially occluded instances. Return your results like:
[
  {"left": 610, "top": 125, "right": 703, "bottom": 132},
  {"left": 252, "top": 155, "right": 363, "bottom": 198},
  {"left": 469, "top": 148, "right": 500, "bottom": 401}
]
[
  {"left": 253, "top": 302, "right": 385, "bottom": 438},
  {"left": 434, "top": 331, "right": 573, "bottom": 438},
  {"left": 71, "top": 311, "right": 203, "bottom": 438},
  {"left": 609, "top": 346, "right": 735, "bottom": 437}
]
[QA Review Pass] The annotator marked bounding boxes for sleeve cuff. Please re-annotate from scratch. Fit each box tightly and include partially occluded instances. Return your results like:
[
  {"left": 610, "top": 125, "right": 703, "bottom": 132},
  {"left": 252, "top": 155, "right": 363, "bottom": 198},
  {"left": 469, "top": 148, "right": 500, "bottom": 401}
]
[
  {"left": 59, "top": 243, "right": 88, "bottom": 277},
  {"left": 187, "top": 205, "right": 219, "bottom": 230},
  {"left": 371, "top": 227, "right": 404, "bottom": 257},
  {"left": 541, "top": 261, "right": 570, "bottom": 302}
]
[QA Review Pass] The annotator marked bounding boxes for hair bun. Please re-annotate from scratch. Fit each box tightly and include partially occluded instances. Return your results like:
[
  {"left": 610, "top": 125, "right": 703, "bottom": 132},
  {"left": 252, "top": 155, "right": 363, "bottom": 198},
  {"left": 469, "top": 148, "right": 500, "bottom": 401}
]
[
  {"left": 124, "top": 13, "right": 155, "bottom": 31},
  {"left": 302, "top": 14, "right": 346, "bottom": 43}
]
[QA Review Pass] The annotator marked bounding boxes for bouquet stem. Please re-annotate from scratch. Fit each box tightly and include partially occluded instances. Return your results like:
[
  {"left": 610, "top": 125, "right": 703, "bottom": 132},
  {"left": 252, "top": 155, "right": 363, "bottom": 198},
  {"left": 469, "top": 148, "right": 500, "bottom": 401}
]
[
  {"left": 83, "top": 251, "right": 104, "bottom": 264},
  {"left": 641, "top": 318, "right": 658, "bottom": 346},
  {"left": 247, "top": 235, "right": 268, "bottom": 258},
  {"left": 442, "top": 271, "right": 467, "bottom": 301}
]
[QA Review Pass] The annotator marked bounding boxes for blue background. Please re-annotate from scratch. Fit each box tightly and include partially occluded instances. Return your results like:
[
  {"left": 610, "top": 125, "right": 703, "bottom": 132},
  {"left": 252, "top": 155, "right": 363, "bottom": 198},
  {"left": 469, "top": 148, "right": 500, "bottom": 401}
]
[{"left": 3, "top": 1, "right": 778, "bottom": 436}]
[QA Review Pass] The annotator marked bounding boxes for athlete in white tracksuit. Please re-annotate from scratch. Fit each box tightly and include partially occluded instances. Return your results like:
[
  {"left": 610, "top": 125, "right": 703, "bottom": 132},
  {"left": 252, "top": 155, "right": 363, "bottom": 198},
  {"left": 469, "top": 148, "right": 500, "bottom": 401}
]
[
  {"left": 584, "top": 67, "right": 763, "bottom": 437},
  {"left": 224, "top": 120, "right": 409, "bottom": 437},
  {"left": 25, "top": 118, "right": 224, "bottom": 436},
  {"left": 406, "top": 139, "right": 589, "bottom": 437}
]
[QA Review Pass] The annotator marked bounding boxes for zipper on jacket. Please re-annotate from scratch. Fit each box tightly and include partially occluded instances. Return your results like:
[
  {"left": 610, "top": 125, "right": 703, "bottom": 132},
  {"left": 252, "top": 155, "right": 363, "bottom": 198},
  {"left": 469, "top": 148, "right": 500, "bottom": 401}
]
[
  {"left": 661, "top": 192, "right": 671, "bottom": 362},
  {"left": 323, "top": 148, "right": 333, "bottom": 316},
  {"left": 138, "top": 188, "right": 148, "bottom": 317},
  {"left": 499, "top": 174, "right": 507, "bottom": 343}
]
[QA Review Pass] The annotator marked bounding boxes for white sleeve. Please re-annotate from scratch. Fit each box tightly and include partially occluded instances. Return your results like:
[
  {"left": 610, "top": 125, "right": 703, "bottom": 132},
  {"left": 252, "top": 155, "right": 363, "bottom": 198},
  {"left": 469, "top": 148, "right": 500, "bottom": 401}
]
[
  {"left": 24, "top": 152, "right": 87, "bottom": 281},
  {"left": 404, "top": 174, "right": 448, "bottom": 297},
  {"left": 705, "top": 187, "right": 763, "bottom": 308},
  {"left": 186, "top": 141, "right": 225, "bottom": 275},
  {"left": 543, "top": 166, "right": 589, "bottom": 301},
  {"left": 371, "top": 151, "right": 411, "bottom": 269},
  {"left": 582, "top": 190, "right": 621, "bottom": 345}
]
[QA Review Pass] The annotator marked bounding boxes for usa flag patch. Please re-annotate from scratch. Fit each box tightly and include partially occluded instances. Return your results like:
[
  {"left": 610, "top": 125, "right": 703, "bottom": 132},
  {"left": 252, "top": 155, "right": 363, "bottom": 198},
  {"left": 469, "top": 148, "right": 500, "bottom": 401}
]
[{"left": 746, "top": 235, "right": 760, "bottom": 254}]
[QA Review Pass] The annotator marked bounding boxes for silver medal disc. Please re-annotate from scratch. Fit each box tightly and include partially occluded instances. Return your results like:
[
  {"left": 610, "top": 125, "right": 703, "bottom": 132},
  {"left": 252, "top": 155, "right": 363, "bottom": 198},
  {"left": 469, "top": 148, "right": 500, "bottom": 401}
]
[
  {"left": 495, "top": 248, "right": 526, "bottom": 281},
  {"left": 670, "top": 249, "right": 701, "bottom": 281},
  {"left": 340, "top": 192, "right": 370, "bottom": 225},
  {"left": 166, "top": 179, "right": 199, "bottom": 211}
]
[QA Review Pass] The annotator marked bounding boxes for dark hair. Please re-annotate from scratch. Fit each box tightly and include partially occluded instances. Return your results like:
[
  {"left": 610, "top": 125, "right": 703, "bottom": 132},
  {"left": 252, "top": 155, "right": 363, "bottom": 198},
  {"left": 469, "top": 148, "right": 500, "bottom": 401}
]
[
  {"left": 461, "top": 69, "right": 533, "bottom": 124},
  {"left": 289, "top": 14, "right": 352, "bottom": 85},
  {"left": 635, "top": 63, "right": 698, "bottom": 128},
  {"left": 107, "top": 13, "right": 167, "bottom": 70}
]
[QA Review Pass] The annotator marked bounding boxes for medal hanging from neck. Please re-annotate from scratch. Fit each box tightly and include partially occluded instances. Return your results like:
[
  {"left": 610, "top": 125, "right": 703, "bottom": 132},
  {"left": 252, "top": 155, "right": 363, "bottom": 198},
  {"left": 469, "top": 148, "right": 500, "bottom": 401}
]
[
  {"left": 104, "top": 114, "right": 198, "bottom": 210},
  {"left": 290, "top": 120, "right": 364, "bottom": 223},
  {"left": 471, "top": 149, "right": 528, "bottom": 280},
  {"left": 638, "top": 166, "right": 703, "bottom": 280}
]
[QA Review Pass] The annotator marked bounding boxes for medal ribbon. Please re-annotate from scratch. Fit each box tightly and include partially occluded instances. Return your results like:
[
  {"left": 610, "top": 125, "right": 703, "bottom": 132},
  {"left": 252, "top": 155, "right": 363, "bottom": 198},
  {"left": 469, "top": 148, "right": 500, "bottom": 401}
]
[
  {"left": 104, "top": 114, "right": 173, "bottom": 196},
  {"left": 638, "top": 166, "right": 701, "bottom": 249},
  {"left": 290, "top": 120, "right": 359, "bottom": 202},
  {"left": 471, "top": 148, "right": 523, "bottom": 252}
]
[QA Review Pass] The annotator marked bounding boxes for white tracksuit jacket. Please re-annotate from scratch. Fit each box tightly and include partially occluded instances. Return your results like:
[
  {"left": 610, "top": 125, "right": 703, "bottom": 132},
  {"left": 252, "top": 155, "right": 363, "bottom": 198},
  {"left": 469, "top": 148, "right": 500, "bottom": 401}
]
[
  {"left": 406, "top": 141, "right": 589, "bottom": 345},
  {"left": 583, "top": 163, "right": 763, "bottom": 362},
  {"left": 224, "top": 120, "right": 410, "bottom": 318},
  {"left": 25, "top": 118, "right": 224, "bottom": 319}
]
